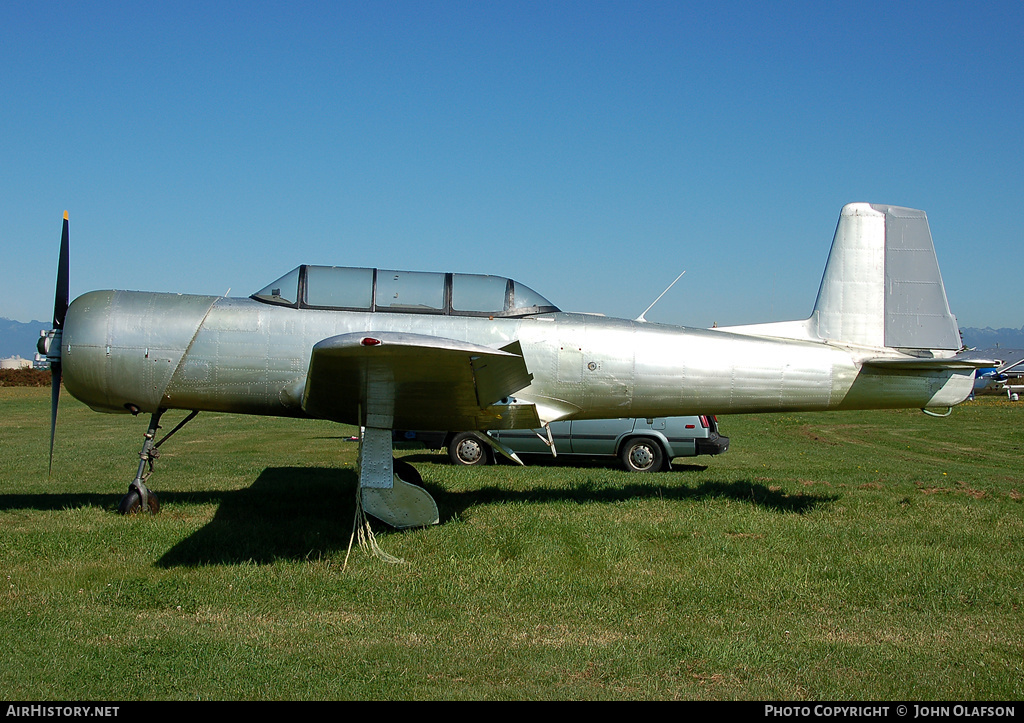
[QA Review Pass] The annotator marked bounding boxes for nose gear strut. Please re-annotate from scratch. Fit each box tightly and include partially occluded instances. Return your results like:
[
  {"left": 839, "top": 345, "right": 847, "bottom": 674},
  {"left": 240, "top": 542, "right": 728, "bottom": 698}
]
[{"left": 118, "top": 408, "right": 199, "bottom": 514}]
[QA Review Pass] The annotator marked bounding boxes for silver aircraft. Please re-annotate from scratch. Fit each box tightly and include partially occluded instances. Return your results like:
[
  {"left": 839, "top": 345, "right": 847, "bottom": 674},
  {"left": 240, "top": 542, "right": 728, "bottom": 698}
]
[{"left": 39, "top": 203, "right": 992, "bottom": 528}]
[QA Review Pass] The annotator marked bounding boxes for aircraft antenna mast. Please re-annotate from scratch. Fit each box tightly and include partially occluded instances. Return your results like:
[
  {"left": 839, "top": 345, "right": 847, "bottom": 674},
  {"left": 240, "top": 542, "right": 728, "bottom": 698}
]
[{"left": 636, "top": 270, "right": 685, "bottom": 323}]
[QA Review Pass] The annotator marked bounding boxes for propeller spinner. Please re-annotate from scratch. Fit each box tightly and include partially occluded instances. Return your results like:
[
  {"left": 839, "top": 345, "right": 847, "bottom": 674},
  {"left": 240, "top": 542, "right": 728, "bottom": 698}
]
[{"left": 38, "top": 211, "right": 69, "bottom": 472}]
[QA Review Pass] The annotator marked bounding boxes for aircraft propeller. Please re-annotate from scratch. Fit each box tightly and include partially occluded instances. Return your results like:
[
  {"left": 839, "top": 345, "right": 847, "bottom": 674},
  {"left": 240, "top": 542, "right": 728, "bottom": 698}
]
[{"left": 38, "top": 211, "right": 69, "bottom": 473}]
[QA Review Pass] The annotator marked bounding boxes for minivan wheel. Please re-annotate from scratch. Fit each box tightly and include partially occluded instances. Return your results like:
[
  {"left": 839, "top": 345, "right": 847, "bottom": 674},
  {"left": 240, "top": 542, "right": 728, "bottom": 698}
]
[
  {"left": 620, "top": 438, "right": 664, "bottom": 472},
  {"left": 449, "top": 432, "right": 491, "bottom": 465}
]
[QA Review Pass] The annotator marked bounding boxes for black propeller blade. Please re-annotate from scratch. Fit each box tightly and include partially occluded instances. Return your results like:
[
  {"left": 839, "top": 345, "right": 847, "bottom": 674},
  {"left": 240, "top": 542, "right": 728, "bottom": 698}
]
[
  {"left": 49, "top": 359, "right": 60, "bottom": 473},
  {"left": 54, "top": 211, "right": 69, "bottom": 330},
  {"left": 47, "top": 211, "right": 69, "bottom": 473}
]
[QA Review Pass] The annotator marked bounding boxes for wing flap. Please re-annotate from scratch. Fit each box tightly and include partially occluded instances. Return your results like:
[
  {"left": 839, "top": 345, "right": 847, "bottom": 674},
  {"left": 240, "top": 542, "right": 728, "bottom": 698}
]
[
  {"left": 301, "top": 332, "right": 536, "bottom": 430},
  {"left": 473, "top": 340, "right": 533, "bottom": 406}
]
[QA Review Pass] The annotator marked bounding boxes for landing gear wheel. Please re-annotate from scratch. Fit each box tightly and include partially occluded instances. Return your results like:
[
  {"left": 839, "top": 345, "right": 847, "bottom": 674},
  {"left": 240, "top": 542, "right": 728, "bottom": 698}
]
[
  {"left": 393, "top": 457, "right": 423, "bottom": 485},
  {"left": 620, "top": 438, "right": 664, "bottom": 472},
  {"left": 118, "top": 489, "right": 160, "bottom": 515},
  {"left": 448, "top": 432, "right": 491, "bottom": 465},
  {"left": 360, "top": 458, "right": 439, "bottom": 529}
]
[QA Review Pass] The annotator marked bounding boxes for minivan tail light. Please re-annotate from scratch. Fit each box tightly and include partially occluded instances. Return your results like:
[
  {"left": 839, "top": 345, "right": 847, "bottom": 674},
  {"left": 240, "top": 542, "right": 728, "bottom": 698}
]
[{"left": 699, "top": 415, "right": 709, "bottom": 428}]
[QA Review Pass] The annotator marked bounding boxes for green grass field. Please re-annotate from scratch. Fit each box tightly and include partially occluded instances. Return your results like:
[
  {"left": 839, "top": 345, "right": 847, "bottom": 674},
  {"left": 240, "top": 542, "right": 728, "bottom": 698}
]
[{"left": 1, "top": 387, "right": 1021, "bottom": 700}]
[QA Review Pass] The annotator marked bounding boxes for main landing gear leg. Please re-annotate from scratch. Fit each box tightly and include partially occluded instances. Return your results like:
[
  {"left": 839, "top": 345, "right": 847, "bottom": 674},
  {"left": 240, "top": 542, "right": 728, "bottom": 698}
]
[{"left": 357, "top": 427, "right": 439, "bottom": 529}]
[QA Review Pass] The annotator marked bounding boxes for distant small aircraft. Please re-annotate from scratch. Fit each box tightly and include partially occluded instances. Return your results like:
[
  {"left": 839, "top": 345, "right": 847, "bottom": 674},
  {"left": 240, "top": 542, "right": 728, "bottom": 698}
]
[
  {"left": 973, "top": 364, "right": 1024, "bottom": 399},
  {"left": 973, "top": 367, "right": 1004, "bottom": 394},
  {"left": 39, "top": 204, "right": 993, "bottom": 528}
]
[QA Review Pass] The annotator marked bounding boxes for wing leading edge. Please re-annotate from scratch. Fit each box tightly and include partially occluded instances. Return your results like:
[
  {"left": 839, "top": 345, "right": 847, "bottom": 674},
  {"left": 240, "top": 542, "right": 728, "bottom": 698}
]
[{"left": 301, "top": 332, "right": 539, "bottom": 431}]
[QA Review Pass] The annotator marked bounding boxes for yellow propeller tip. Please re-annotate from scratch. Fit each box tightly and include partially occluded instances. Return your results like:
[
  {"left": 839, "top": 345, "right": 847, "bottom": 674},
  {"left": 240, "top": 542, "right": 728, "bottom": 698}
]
[{"left": 63, "top": 210, "right": 68, "bottom": 220}]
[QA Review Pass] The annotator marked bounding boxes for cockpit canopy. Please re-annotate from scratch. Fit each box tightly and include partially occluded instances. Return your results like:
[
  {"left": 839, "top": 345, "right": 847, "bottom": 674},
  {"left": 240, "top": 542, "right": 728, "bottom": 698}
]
[{"left": 252, "top": 265, "right": 560, "bottom": 318}]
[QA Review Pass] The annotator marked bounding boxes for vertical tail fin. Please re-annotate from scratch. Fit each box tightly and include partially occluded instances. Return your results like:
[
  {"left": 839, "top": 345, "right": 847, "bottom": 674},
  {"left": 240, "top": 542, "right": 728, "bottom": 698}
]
[
  {"left": 717, "top": 203, "right": 962, "bottom": 353},
  {"left": 812, "top": 203, "right": 960, "bottom": 351}
]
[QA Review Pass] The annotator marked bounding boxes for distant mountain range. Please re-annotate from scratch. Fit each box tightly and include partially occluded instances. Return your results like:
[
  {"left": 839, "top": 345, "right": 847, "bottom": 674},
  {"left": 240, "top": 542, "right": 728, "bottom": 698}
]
[
  {"left": 3, "top": 316, "right": 1022, "bottom": 360},
  {"left": 1, "top": 318, "right": 47, "bottom": 361},
  {"left": 959, "top": 326, "right": 1024, "bottom": 351}
]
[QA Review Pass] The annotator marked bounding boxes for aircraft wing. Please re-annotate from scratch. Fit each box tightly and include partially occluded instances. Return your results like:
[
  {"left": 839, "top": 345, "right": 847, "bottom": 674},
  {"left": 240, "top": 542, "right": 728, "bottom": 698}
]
[{"left": 301, "top": 332, "right": 540, "bottom": 431}]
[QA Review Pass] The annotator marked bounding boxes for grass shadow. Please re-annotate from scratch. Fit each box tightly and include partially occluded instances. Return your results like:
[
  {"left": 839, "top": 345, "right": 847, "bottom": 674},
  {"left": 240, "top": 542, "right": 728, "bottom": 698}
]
[
  {"left": 434, "top": 478, "right": 836, "bottom": 521},
  {"left": 154, "top": 465, "right": 836, "bottom": 567},
  {"left": 0, "top": 492, "right": 126, "bottom": 512},
  {"left": 157, "top": 467, "right": 357, "bottom": 567},
  {"left": 399, "top": 451, "right": 711, "bottom": 473},
  {"left": 1, "top": 463, "right": 836, "bottom": 567}
]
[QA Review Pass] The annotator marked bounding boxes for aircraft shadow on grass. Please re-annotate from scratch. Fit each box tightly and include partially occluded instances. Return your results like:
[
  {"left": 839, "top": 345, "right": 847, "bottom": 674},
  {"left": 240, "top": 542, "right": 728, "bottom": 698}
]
[
  {"left": 0, "top": 467, "right": 837, "bottom": 567},
  {"left": 151, "top": 466, "right": 837, "bottom": 567}
]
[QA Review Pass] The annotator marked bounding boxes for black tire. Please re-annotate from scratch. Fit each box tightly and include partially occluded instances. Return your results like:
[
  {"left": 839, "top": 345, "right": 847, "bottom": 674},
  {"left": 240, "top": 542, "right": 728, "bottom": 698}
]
[
  {"left": 448, "top": 432, "right": 492, "bottom": 466},
  {"left": 619, "top": 438, "right": 664, "bottom": 472},
  {"left": 393, "top": 457, "right": 423, "bottom": 485},
  {"left": 117, "top": 489, "right": 160, "bottom": 514}
]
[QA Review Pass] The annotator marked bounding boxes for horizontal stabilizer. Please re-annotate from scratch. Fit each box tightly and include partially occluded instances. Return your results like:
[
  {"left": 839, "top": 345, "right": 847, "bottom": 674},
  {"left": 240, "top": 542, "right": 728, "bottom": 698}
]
[{"left": 862, "top": 356, "right": 998, "bottom": 371}]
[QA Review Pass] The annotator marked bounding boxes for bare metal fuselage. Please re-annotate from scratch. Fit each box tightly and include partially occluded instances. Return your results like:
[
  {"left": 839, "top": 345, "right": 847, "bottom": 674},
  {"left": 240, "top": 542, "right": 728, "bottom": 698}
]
[
  {"left": 44, "top": 202, "right": 986, "bottom": 527},
  {"left": 61, "top": 288, "right": 973, "bottom": 426}
]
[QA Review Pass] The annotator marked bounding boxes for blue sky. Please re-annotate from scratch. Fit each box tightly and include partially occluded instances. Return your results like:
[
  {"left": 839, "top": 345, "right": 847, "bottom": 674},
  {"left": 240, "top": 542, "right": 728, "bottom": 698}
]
[{"left": 2, "top": 1, "right": 1022, "bottom": 331}]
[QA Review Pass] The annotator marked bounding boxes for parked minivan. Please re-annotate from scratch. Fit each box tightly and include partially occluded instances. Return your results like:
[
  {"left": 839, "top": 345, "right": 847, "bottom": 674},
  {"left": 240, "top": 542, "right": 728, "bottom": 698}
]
[{"left": 395, "top": 415, "right": 728, "bottom": 472}]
